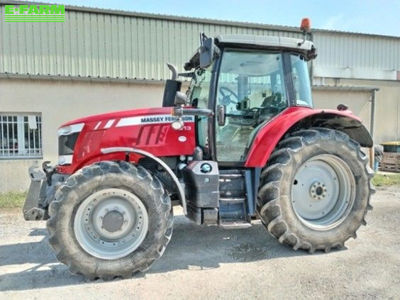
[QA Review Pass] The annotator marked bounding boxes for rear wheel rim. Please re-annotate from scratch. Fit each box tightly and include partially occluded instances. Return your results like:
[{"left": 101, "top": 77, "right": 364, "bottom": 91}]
[
  {"left": 291, "top": 154, "right": 356, "bottom": 230},
  {"left": 74, "top": 188, "right": 149, "bottom": 260}
]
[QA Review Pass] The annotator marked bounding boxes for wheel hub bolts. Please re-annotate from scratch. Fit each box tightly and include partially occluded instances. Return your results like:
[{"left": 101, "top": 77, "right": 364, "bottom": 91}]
[{"left": 310, "top": 182, "right": 327, "bottom": 200}]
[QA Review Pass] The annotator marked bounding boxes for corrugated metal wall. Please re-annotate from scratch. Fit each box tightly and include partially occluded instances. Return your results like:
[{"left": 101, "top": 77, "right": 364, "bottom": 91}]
[
  {"left": 313, "top": 32, "right": 400, "bottom": 80},
  {"left": 1, "top": 4, "right": 399, "bottom": 81},
  {"left": 0, "top": 4, "right": 302, "bottom": 80}
]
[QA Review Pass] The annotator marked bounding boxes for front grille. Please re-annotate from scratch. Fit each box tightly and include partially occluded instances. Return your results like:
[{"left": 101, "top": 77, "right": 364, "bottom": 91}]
[{"left": 58, "top": 132, "right": 79, "bottom": 155}]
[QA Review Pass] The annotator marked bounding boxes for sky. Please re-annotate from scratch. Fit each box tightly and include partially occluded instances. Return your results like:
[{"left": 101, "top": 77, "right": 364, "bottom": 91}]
[{"left": 30, "top": 0, "right": 400, "bottom": 37}]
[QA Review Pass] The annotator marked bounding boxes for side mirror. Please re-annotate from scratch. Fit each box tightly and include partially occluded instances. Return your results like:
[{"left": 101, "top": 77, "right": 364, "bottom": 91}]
[
  {"left": 217, "top": 105, "right": 226, "bottom": 126},
  {"left": 174, "top": 91, "right": 188, "bottom": 106},
  {"left": 200, "top": 37, "right": 216, "bottom": 69}
]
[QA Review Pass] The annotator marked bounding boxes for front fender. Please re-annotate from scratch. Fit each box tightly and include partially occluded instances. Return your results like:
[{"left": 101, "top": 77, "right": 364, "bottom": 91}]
[
  {"left": 245, "top": 107, "right": 373, "bottom": 168},
  {"left": 101, "top": 147, "right": 187, "bottom": 215}
]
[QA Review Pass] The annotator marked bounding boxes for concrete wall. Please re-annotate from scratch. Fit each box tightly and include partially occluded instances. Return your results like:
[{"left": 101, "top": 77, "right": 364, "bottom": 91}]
[
  {"left": 342, "top": 79, "right": 400, "bottom": 144},
  {"left": 312, "top": 89, "right": 372, "bottom": 132},
  {"left": 0, "top": 78, "right": 164, "bottom": 192},
  {"left": 315, "top": 78, "right": 400, "bottom": 144}
]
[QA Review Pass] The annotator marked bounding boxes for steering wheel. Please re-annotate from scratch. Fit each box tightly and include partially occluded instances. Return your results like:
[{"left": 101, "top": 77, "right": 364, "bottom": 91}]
[{"left": 219, "top": 86, "right": 239, "bottom": 105}]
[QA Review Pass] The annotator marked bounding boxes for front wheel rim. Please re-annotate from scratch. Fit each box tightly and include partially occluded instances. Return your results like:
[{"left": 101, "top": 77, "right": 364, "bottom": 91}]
[
  {"left": 73, "top": 188, "right": 149, "bottom": 260},
  {"left": 291, "top": 154, "right": 356, "bottom": 230}
]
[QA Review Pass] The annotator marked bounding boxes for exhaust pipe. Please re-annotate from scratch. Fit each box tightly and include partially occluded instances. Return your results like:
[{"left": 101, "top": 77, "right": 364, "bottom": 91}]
[{"left": 167, "top": 63, "right": 178, "bottom": 80}]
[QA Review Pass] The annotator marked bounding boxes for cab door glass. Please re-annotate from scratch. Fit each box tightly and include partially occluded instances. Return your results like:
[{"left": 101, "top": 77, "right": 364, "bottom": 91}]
[
  {"left": 216, "top": 50, "right": 287, "bottom": 162},
  {"left": 189, "top": 68, "right": 213, "bottom": 150}
]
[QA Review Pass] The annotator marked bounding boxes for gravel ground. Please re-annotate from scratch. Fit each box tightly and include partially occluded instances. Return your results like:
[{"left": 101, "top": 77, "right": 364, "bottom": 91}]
[{"left": 0, "top": 186, "right": 399, "bottom": 299}]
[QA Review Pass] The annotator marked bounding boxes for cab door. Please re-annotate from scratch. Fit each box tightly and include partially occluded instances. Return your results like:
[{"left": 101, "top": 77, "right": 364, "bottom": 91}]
[{"left": 215, "top": 50, "right": 288, "bottom": 163}]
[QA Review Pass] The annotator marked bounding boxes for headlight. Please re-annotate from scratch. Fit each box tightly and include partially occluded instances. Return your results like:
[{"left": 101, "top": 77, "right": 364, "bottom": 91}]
[
  {"left": 59, "top": 132, "right": 80, "bottom": 156},
  {"left": 58, "top": 155, "right": 73, "bottom": 165},
  {"left": 58, "top": 123, "right": 84, "bottom": 136},
  {"left": 58, "top": 123, "right": 85, "bottom": 165}
]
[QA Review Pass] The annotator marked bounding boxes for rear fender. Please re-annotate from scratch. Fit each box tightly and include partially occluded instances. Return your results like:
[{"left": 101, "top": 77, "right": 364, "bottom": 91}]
[{"left": 245, "top": 107, "right": 373, "bottom": 168}]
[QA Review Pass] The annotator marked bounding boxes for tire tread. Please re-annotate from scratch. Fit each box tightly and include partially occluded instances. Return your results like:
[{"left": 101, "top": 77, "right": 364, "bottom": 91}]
[
  {"left": 257, "top": 128, "right": 374, "bottom": 253},
  {"left": 47, "top": 161, "right": 173, "bottom": 280}
]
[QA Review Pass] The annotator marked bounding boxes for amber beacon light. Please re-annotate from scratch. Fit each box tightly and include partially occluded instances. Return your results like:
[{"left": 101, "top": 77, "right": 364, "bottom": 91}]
[{"left": 300, "top": 18, "right": 311, "bottom": 32}]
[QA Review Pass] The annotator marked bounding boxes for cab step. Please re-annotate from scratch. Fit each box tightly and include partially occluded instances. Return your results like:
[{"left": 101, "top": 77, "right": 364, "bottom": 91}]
[
  {"left": 218, "top": 170, "right": 251, "bottom": 228},
  {"left": 220, "top": 219, "right": 252, "bottom": 229},
  {"left": 219, "top": 197, "right": 246, "bottom": 203}
]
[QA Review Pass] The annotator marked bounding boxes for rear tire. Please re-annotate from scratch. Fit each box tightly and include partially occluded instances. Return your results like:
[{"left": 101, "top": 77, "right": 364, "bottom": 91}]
[
  {"left": 257, "top": 128, "right": 374, "bottom": 253},
  {"left": 47, "top": 161, "right": 173, "bottom": 279}
]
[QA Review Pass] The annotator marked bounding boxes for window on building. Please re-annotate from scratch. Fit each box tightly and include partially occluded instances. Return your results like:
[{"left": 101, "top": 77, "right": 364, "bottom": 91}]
[{"left": 0, "top": 113, "right": 42, "bottom": 159}]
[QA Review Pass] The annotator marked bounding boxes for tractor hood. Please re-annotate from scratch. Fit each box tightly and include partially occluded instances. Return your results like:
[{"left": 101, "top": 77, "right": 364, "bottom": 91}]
[{"left": 57, "top": 107, "right": 196, "bottom": 174}]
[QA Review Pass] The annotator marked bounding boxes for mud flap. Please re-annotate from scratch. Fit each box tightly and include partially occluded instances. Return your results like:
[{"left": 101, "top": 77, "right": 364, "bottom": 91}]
[{"left": 23, "top": 166, "right": 47, "bottom": 220}]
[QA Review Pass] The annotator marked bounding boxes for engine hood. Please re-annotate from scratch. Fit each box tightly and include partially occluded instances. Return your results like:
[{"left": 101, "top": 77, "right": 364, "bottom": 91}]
[{"left": 57, "top": 106, "right": 196, "bottom": 174}]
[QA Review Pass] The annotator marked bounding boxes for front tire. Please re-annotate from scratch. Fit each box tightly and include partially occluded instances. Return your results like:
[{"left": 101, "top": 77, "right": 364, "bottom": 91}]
[
  {"left": 47, "top": 161, "right": 173, "bottom": 280},
  {"left": 257, "top": 128, "right": 374, "bottom": 253}
]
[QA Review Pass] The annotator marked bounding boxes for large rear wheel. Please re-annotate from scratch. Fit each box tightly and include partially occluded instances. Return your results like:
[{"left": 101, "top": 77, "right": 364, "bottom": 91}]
[
  {"left": 47, "top": 161, "right": 173, "bottom": 279},
  {"left": 257, "top": 128, "right": 374, "bottom": 253}
]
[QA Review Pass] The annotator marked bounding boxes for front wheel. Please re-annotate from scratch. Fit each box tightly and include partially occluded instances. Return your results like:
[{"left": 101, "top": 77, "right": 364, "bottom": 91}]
[
  {"left": 47, "top": 161, "right": 173, "bottom": 280},
  {"left": 257, "top": 128, "right": 374, "bottom": 253}
]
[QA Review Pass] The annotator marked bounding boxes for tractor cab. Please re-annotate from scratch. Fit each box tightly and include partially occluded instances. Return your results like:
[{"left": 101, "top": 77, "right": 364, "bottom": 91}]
[
  {"left": 164, "top": 33, "right": 317, "bottom": 164},
  {"left": 158, "top": 33, "right": 321, "bottom": 227}
]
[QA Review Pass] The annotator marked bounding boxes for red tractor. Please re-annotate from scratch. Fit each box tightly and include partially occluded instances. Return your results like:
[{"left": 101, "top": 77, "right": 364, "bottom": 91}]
[{"left": 24, "top": 23, "right": 374, "bottom": 280}]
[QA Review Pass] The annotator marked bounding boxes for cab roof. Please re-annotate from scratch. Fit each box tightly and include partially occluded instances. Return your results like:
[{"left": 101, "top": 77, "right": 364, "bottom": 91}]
[
  {"left": 184, "top": 34, "right": 317, "bottom": 71},
  {"left": 215, "top": 34, "right": 316, "bottom": 59}
]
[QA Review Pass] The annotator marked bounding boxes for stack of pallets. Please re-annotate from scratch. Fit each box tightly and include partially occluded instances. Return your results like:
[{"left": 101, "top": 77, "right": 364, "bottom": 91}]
[{"left": 380, "top": 152, "right": 400, "bottom": 172}]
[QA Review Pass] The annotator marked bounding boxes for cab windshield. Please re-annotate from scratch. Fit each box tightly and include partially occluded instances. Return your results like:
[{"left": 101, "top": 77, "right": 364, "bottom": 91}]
[{"left": 291, "top": 54, "right": 312, "bottom": 107}]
